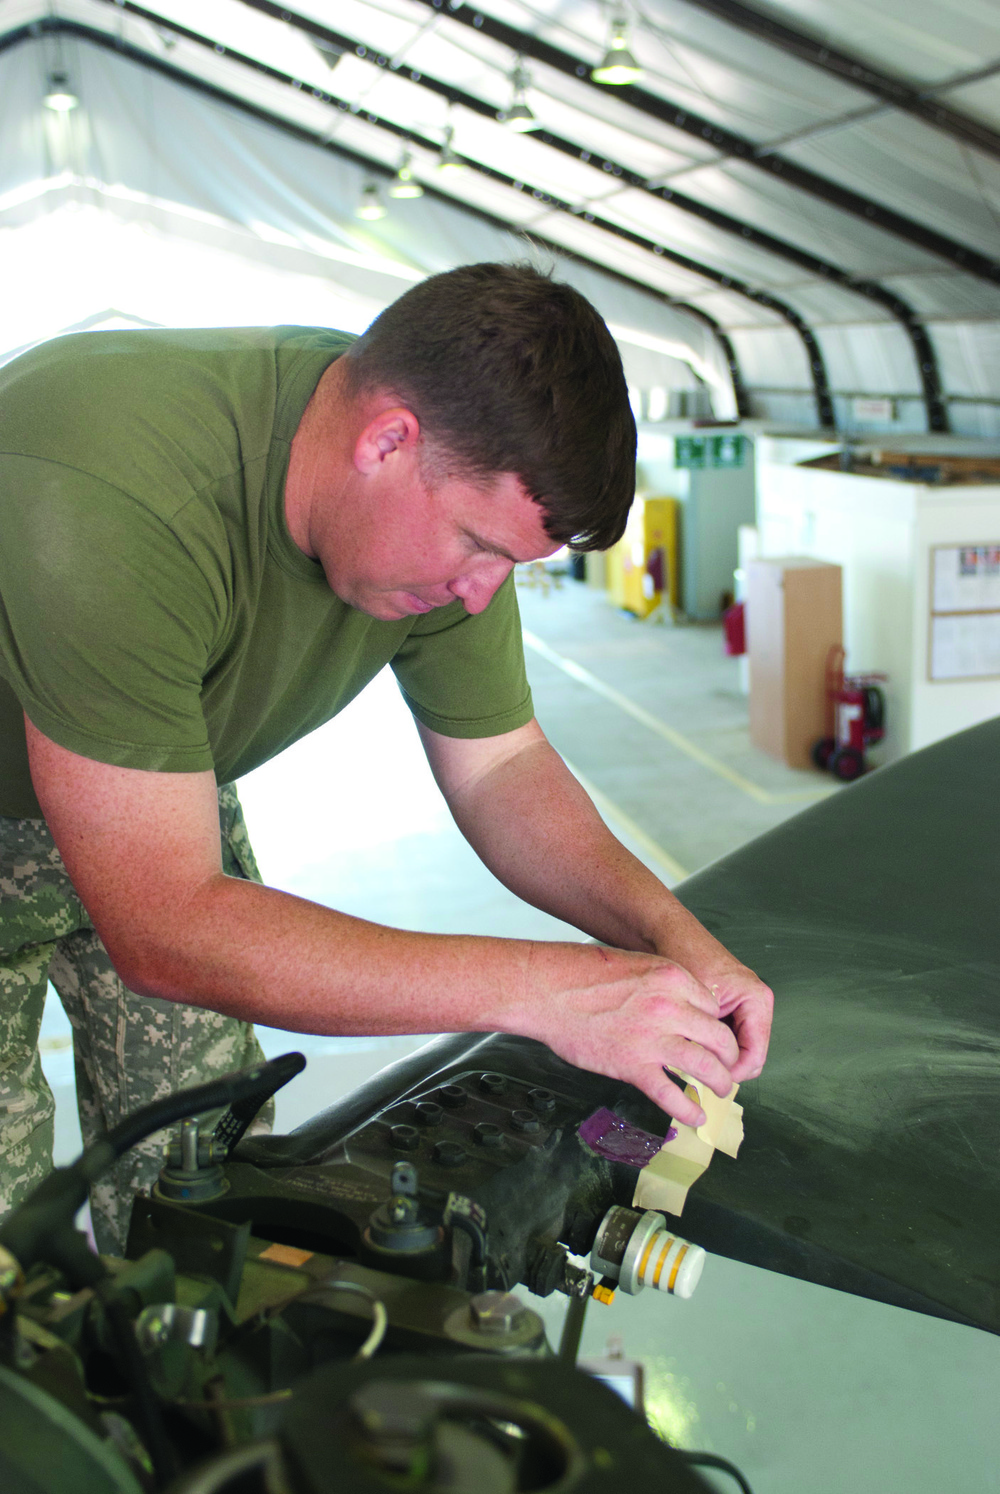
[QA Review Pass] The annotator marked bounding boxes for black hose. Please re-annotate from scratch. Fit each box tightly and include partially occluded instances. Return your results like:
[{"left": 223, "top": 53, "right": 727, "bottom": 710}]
[
  {"left": 103, "top": 1051, "right": 305, "bottom": 1172},
  {"left": 443, "top": 1194, "right": 489, "bottom": 1291},
  {"left": 0, "top": 1054, "right": 305, "bottom": 1269},
  {"left": 213, "top": 1052, "right": 305, "bottom": 1152},
  {"left": 675, "top": 1449, "right": 755, "bottom": 1494}
]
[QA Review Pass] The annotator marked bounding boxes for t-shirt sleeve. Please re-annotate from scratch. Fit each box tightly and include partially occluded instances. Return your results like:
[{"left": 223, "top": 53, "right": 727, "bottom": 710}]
[
  {"left": 390, "top": 572, "right": 534, "bottom": 738},
  {"left": 0, "top": 456, "right": 222, "bottom": 771}
]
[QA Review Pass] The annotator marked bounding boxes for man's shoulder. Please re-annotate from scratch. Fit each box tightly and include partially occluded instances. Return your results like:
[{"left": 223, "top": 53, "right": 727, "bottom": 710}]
[
  {"left": 0, "top": 326, "right": 353, "bottom": 515},
  {"left": 0, "top": 325, "right": 351, "bottom": 407}
]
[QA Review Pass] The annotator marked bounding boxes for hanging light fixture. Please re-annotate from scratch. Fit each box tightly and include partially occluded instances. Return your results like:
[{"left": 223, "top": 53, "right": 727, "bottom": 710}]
[
  {"left": 354, "top": 181, "right": 387, "bottom": 220},
  {"left": 499, "top": 64, "right": 539, "bottom": 132},
  {"left": 44, "top": 70, "right": 79, "bottom": 112},
  {"left": 388, "top": 152, "right": 424, "bottom": 199},
  {"left": 437, "top": 125, "right": 466, "bottom": 173},
  {"left": 310, "top": 38, "right": 344, "bottom": 72},
  {"left": 591, "top": 14, "right": 643, "bottom": 85}
]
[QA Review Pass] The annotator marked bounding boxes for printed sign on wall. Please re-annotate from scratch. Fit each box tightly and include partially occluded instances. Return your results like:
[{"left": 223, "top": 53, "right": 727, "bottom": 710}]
[{"left": 929, "top": 545, "right": 1000, "bottom": 680}]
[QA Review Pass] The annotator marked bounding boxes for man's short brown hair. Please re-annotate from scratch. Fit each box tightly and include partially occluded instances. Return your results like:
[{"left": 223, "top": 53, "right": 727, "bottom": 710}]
[{"left": 342, "top": 263, "right": 636, "bottom": 551}]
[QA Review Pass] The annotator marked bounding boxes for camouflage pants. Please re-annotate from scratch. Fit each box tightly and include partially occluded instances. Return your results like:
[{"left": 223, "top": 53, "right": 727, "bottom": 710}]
[{"left": 0, "top": 783, "right": 271, "bottom": 1256}]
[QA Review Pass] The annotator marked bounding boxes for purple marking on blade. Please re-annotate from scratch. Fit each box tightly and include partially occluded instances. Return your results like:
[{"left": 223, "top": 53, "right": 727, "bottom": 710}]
[{"left": 578, "top": 1107, "right": 677, "bottom": 1166}]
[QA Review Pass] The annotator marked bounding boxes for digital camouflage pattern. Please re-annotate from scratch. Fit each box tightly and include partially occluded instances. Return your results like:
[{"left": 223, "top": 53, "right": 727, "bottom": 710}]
[{"left": 0, "top": 783, "right": 272, "bottom": 1254}]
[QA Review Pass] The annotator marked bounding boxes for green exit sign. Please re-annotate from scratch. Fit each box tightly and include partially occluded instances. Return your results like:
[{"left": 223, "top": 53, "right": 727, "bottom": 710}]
[
  {"left": 675, "top": 436, "right": 707, "bottom": 468},
  {"left": 675, "top": 434, "right": 747, "bottom": 469},
  {"left": 711, "top": 433, "right": 746, "bottom": 468}
]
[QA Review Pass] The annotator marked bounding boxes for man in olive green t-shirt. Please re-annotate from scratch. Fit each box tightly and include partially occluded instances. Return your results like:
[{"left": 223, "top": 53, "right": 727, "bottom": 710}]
[{"left": 0, "top": 263, "right": 773, "bottom": 1252}]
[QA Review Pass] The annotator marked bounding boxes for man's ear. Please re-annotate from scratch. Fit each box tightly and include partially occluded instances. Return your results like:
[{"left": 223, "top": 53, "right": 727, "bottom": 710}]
[{"left": 354, "top": 406, "right": 421, "bottom": 473}]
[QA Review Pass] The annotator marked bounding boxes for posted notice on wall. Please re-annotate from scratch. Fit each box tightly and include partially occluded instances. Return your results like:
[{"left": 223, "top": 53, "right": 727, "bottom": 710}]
[{"left": 930, "top": 545, "right": 1000, "bottom": 680}]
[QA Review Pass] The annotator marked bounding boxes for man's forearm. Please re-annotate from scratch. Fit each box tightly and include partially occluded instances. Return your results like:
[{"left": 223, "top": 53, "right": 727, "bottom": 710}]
[
  {"left": 99, "top": 869, "right": 739, "bottom": 1125},
  {"left": 108, "top": 868, "right": 540, "bottom": 1037},
  {"left": 436, "top": 733, "right": 745, "bottom": 977},
  {"left": 26, "top": 718, "right": 767, "bottom": 1121},
  {"left": 430, "top": 727, "right": 773, "bottom": 1082}
]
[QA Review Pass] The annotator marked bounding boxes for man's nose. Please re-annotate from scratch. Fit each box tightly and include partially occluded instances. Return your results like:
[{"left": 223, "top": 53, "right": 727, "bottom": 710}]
[{"left": 449, "top": 557, "right": 515, "bottom": 614}]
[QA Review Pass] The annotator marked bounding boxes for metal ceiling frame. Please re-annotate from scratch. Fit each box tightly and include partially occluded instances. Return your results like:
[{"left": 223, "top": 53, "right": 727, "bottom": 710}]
[
  {"left": 47, "top": 4, "right": 838, "bottom": 421},
  {"left": 0, "top": 18, "right": 754, "bottom": 417},
  {"left": 671, "top": 0, "right": 1000, "bottom": 164},
  {"left": 408, "top": 0, "right": 1000, "bottom": 289},
  {"left": 226, "top": 0, "right": 946, "bottom": 429}
]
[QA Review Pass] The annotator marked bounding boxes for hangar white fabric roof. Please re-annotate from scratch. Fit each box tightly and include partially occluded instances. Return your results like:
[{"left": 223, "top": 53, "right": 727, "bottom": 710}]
[{"left": 1, "top": 0, "right": 998, "bottom": 434}]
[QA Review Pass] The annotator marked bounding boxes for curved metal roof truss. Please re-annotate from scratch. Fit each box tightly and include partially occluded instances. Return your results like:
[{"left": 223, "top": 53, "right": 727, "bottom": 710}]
[{"left": 3, "top": 0, "right": 998, "bottom": 433}]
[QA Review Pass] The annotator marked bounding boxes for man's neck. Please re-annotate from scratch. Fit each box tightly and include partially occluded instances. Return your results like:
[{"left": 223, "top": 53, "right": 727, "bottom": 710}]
[{"left": 284, "top": 358, "right": 353, "bottom": 558}]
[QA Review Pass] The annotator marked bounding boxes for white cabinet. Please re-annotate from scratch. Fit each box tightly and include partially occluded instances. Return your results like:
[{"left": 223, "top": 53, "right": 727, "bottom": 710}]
[{"left": 756, "top": 436, "right": 1000, "bottom": 760}]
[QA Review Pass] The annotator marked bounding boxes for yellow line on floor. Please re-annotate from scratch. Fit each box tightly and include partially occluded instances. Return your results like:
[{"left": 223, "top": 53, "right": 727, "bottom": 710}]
[
  {"left": 564, "top": 759, "right": 689, "bottom": 884},
  {"left": 523, "top": 631, "right": 835, "bottom": 807}
]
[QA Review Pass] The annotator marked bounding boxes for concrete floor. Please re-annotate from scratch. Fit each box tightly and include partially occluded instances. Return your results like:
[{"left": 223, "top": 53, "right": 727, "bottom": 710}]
[{"left": 39, "top": 576, "right": 999, "bottom": 1493}]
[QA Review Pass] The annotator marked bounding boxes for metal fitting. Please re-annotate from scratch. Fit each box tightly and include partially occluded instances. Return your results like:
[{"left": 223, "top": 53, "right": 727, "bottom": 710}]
[
  {"left": 135, "top": 1301, "right": 218, "bottom": 1357},
  {"left": 468, "top": 1291, "right": 527, "bottom": 1333},
  {"left": 432, "top": 1140, "right": 467, "bottom": 1167},
  {"left": 591, "top": 1206, "right": 706, "bottom": 1298}
]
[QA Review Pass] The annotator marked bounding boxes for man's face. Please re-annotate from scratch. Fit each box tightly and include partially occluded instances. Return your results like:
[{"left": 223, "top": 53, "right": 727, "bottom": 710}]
[{"left": 315, "top": 463, "right": 563, "bottom": 622}]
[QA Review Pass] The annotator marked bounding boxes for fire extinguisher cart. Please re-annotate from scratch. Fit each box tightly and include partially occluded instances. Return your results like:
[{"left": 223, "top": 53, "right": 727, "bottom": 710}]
[{"left": 812, "top": 646, "right": 886, "bottom": 781}]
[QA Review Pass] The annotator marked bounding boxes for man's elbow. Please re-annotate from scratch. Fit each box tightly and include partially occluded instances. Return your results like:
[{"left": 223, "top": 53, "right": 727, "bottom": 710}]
[
  {"left": 98, "top": 921, "right": 201, "bottom": 1007},
  {"left": 87, "top": 871, "right": 231, "bottom": 1007}
]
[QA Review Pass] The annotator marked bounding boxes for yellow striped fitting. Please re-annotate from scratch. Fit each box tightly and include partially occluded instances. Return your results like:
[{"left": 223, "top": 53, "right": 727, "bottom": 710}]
[
  {"left": 637, "top": 1234, "right": 658, "bottom": 1281},
  {"left": 651, "top": 1236, "right": 676, "bottom": 1289},
  {"left": 667, "top": 1244, "right": 689, "bottom": 1294}
]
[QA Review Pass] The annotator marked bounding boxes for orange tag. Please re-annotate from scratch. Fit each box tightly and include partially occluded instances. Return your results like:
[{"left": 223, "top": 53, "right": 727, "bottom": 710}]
[{"left": 259, "top": 1243, "right": 314, "bottom": 1268}]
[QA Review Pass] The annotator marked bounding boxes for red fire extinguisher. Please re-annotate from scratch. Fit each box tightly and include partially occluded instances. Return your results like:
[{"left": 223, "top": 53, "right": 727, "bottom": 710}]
[{"left": 812, "top": 646, "right": 886, "bottom": 781}]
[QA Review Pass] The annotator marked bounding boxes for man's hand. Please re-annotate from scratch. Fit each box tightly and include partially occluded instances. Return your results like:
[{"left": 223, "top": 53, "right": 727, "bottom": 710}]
[
  {"left": 515, "top": 945, "right": 742, "bottom": 1129},
  {"left": 419, "top": 717, "right": 775, "bottom": 1110},
  {"left": 708, "top": 966, "right": 774, "bottom": 1083}
]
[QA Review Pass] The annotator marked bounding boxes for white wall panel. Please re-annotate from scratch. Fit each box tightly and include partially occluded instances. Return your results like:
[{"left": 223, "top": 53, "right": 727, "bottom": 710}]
[
  {"left": 882, "top": 274, "right": 1000, "bottom": 320},
  {"left": 748, "top": 392, "right": 820, "bottom": 426},
  {"left": 787, "top": 114, "right": 1000, "bottom": 260},
  {"left": 729, "top": 326, "right": 812, "bottom": 389},
  {"left": 931, "top": 322, "right": 1000, "bottom": 398},
  {"left": 946, "top": 403, "right": 1000, "bottom": 439},
  {"left": 831, "top": 396, "right": 928, "bottom": 436},
  {"left": 815, "top": 323, "right": 923, "bottom": 395}
]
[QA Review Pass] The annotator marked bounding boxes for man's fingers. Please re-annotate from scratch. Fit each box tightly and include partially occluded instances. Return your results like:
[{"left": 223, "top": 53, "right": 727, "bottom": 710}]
[
  {"left": 668, "top": 1036, "right": 737, "bottom": 1101},
  {"left": 648, "top": 1069, "right": 707, "bottom": 1128},
  {"left": 729, "top": 1039, "right": 767, "bottom": 1083},
  {"left": 540, "top": 951, "right": 762, "bottom": 1127},
  {"left": 677, "top": 1007, "right": 740, "bottom": 1076},
  {"left": 728, "top": 1003, "right": 769, "bottom": 1080},
  {"left": 725, "top": 983, "right": 774, "bottom": 1081},
  {"left": 675, "top": 974, "right": 720, "bottom": 1016}
]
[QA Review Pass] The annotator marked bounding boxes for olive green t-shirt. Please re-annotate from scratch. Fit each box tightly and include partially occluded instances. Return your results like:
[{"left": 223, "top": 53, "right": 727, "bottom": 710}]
[{"left": 0, "top": 326, "right": 534, "bottom": 819}]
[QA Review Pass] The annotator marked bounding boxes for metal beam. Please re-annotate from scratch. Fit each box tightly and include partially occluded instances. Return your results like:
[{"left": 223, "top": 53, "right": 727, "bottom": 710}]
[
  {"left": 38, "top": 0, "right": 930, "bottom": 429},
  {"left": 0, "top": 18, "right": 754, "bottom": 418},
  {"left": 672, "top": 0, "right": 1000, "bottom": 164},
  {"left": 226, "top": 0, "right": 943, "bottom": 428},
  {"left": 77, "top": 3, "right": 832, "bottom": 421},
  {"left": 408, "top": 0, "right": 1000, "bottom": 289}
]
